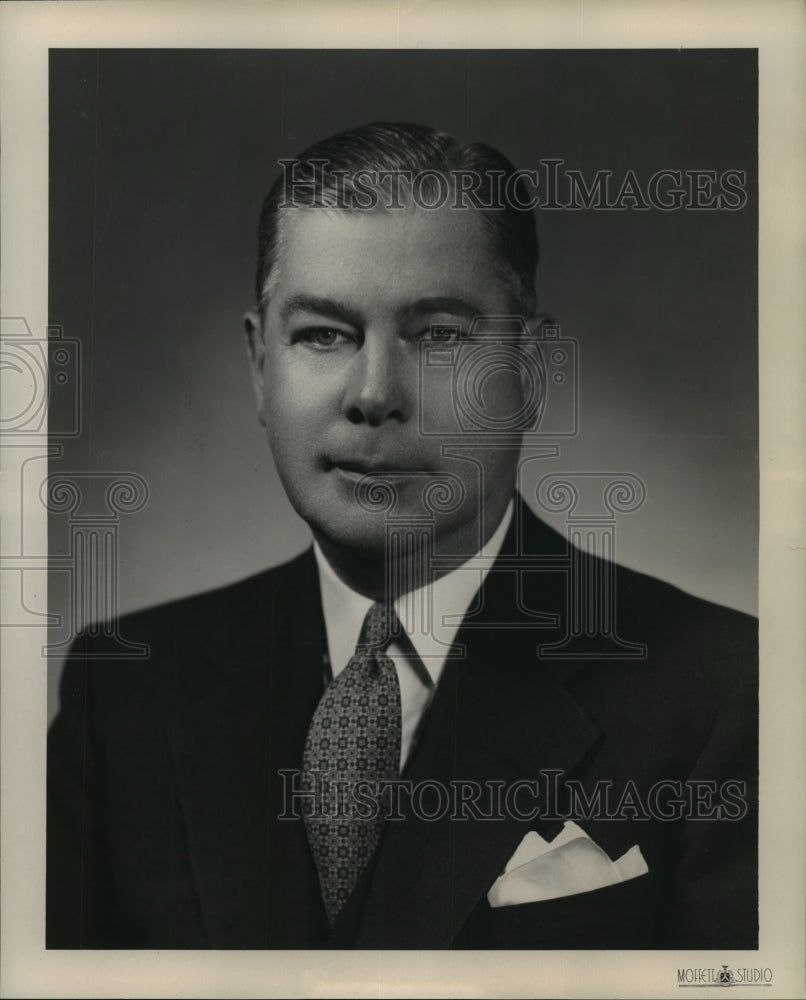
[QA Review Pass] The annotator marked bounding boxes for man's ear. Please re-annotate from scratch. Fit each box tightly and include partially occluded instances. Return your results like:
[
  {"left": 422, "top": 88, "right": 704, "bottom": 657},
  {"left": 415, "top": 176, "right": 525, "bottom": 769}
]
[
  {"left": 244, "top": 309, "right": 267, "bottom": 427},
  {"left": 520, "top": 313, "right": 548, "bottom": 404}
]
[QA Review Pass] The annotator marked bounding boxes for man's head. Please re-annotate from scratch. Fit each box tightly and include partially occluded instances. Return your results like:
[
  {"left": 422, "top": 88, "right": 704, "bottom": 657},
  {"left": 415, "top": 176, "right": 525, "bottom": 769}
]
[
  {"left": 245, "top": 122, "right": 543, "bottom": 595},
  {"left": 254, "top": 122, "right": 539, "bottom": 319}
]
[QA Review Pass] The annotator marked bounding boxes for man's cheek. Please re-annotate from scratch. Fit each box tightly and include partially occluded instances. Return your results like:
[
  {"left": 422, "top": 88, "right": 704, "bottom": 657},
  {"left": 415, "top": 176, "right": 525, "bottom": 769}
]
[{"left": 264, "top": 382, "right": 308, "bottom": 426}]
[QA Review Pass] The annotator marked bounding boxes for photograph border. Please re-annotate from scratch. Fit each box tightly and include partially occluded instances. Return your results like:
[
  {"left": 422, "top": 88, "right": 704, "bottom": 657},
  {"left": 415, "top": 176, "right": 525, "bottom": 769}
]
[{"left": 2, "top": 1, "right": 804, "bottom": 997}]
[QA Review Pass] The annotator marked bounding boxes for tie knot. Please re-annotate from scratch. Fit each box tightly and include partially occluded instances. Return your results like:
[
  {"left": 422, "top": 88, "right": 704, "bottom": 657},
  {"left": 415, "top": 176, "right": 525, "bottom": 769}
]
[{"left": 356, "top": 601, "right": 399, "bottom": 654}]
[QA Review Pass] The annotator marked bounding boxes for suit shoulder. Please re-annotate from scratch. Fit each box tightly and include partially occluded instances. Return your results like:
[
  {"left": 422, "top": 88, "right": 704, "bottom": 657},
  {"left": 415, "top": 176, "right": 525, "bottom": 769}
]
[
  {"left": 519, "top": 500, "right": 756, "bottom": 648},
  {"left": 73, "top": 548, "right": 315, "bottom": 646},
  {"left": 573, "top": 559, "right": 758, "bottom": 740},
  {"left": 139, "top": 547, "right": 312, "bottom": 622},
  {"left": 559, "top": 559, "right": 757, "bottom": 770},
  {"left": 613, "top": 559, "right": 757, "bottom": 654},
  {"left": 59, "top": 548, "right": 317, "bottom": 709}
]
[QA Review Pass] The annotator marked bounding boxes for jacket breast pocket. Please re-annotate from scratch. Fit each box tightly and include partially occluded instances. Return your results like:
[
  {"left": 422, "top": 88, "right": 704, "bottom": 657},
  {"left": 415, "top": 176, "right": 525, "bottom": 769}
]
[{"left": 456, "top": 871, "right": 662, "bottom": 949}]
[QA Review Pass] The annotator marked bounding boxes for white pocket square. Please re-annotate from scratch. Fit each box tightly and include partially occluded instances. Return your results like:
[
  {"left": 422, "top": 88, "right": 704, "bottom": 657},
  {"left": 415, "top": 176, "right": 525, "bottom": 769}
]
[{"left": 488, "top": 821, "right": 648, "bottom": 908}]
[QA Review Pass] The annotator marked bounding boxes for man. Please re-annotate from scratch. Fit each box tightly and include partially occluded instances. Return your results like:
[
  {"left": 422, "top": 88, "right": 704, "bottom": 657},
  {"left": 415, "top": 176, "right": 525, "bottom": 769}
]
[{"left": 47, "top": 122, "right": 757, "bottom": 949}]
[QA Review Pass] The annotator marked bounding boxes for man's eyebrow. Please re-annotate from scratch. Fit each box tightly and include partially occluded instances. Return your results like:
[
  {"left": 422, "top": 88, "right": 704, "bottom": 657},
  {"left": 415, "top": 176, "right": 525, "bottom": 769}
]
[
  {"left": 279, "top": 293, "right": 485, "bottom": 327},
  {"left": 405, "top": 297, "right": 484, "bottom": 321},
  {"left": 279, "top": 294, "right": 364, "bottom": 327}
]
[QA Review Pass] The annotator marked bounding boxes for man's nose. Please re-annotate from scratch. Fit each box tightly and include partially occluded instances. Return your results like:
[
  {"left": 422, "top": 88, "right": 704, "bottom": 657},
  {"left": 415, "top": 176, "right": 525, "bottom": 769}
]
[{"left": 341, "top": 335, "right": 411, "bottom": 427}]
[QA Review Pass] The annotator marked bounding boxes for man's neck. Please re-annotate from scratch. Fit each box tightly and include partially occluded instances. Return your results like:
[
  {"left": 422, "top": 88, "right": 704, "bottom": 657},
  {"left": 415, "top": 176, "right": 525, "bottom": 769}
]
[{"left": 312, "top": 494, "right": 515, "bottom": 601}]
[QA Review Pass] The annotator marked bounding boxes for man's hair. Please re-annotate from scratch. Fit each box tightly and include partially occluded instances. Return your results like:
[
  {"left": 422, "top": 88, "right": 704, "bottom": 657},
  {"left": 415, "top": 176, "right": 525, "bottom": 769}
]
[{"left": 254, "top": 121, "right": 539, "bottom": 316}]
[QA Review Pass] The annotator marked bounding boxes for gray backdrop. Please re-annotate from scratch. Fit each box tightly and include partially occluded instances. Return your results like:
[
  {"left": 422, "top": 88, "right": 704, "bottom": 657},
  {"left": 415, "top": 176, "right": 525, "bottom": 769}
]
[{"left": 47, "top": 49, "right": 758, "bottom": 717}]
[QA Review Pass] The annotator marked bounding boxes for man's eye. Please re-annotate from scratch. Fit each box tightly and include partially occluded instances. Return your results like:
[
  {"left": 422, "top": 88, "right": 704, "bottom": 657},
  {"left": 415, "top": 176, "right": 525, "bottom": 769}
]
[
  {"left": 427, "top": 324, "right": 466, "bottom": 342},
  {"left": 296, "top": 327, "right": 351, "bottom": 349}
]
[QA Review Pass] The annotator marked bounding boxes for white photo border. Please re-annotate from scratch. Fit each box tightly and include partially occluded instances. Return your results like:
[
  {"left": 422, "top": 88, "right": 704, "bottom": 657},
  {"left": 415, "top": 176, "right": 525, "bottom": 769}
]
[{"left": 1, "top": 1, "right": 804, "bottom": 997}]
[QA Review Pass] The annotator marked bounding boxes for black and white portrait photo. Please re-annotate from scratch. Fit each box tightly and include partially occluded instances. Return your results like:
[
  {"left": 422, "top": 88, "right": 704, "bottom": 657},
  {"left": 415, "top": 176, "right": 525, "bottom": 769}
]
[
  {"left": 2, "top": 3, "right": 804, "bottom": 997},
  {"left": 44, "top": 47, "right": 759, "bottom": 951}
]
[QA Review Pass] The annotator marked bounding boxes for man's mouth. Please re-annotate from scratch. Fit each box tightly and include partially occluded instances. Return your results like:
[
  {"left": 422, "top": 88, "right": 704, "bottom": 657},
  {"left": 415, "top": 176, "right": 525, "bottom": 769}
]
[{"left": 324, "top": 458, "right": 425, "bottom": 476}]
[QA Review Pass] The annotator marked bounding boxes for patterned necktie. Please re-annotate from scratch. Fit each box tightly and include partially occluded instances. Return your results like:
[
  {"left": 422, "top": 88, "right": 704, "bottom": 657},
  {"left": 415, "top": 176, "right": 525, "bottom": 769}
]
[{"left": 302, "top": 601, "right": 402, "bottom": 924}]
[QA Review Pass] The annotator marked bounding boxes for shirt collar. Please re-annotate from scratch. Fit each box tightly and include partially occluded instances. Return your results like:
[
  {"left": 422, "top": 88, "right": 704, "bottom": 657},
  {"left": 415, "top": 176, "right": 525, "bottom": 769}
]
[{"left": 314, "top": 499, "right": 514, "bottom": 686}]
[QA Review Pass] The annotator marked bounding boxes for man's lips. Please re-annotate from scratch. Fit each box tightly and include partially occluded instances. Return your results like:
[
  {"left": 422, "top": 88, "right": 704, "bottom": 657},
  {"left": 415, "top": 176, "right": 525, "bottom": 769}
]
[{"left": 323, "top": 457, "right": 427, "bottom": 475}]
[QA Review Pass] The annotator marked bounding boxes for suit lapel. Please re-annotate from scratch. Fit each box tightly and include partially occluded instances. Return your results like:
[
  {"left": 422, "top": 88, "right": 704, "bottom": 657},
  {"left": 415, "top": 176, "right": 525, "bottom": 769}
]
[
  {"left": 169, "top": 551, "right": 330, "bottom": 948},
  {"left": 169, "top": 663, "right": 274, "bottom": 947},
  {"left": 166, "top": 503, "right": 605, "bottom": 948},
  {"left": 349, "top": 504, "right": 602, "bottom": 948}
]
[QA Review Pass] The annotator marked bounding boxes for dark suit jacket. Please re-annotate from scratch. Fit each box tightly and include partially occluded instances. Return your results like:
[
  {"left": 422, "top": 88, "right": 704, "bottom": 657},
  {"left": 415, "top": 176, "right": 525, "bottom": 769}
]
[{"left": 47, "top": 500, "right": 758, "bottom": 949}]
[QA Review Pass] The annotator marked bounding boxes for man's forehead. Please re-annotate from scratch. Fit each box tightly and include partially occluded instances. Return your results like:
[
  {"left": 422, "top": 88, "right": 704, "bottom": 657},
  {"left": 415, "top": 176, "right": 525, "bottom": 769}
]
[
  {"left": 270, "top": 204, "right": 508, "bottom": 311},
  {"left": 280, "top": 200, "right": 489, "bottom": 250}
]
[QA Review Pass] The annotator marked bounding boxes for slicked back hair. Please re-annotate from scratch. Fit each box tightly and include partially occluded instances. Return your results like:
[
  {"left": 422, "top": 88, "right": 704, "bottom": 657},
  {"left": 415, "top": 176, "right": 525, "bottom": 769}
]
[{"left": 254, "top": 122, "right": 539, "bottom": 317}]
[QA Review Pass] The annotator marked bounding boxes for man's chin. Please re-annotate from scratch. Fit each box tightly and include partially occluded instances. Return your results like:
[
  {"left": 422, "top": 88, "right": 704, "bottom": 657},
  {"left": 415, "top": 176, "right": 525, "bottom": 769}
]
[
  {"left": 302, "top": 503, "right": 393, "bottom": 559},
  {"left": 287, "top": 473, "right": 487, "bottom": 564}
]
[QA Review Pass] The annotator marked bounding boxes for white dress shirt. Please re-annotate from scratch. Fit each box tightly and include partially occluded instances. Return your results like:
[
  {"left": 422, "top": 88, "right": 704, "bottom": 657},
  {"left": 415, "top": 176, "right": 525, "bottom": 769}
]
[{"left": 314, "top": 500, "right": 514, "bottom": 772}]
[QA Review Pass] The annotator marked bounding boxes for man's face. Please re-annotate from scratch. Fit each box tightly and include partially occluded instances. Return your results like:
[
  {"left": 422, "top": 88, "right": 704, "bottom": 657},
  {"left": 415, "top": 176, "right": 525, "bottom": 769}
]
[{"left": 246, "top": 203, "right": 533, "bottom": 563}]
